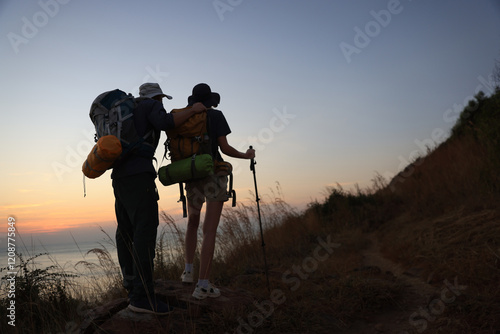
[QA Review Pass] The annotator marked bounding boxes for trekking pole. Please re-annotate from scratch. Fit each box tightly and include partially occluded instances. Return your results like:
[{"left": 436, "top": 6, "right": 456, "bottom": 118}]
[{"left": 249, "top": 146, "right": 270, "bottom": 292}]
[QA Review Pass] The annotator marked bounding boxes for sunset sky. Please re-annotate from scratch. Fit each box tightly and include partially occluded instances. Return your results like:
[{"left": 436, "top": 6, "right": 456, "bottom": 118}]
[{"left": 1, "top": 0, "right": 499, "bottom": 246}]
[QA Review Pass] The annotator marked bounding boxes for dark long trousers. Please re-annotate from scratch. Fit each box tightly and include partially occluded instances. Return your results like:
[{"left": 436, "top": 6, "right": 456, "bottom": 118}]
[{"left": 112, "top": 173, "right": 159, "bottom": 302}]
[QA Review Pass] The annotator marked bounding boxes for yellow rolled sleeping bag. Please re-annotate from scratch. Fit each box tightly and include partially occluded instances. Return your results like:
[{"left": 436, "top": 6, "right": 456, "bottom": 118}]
[{"left": 82, "top": 135, "right": 122, "bottom": 179}]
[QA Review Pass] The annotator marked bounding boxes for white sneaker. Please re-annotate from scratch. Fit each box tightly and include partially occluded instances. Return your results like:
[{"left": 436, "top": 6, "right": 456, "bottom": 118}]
[
  {"left": 192, "top": 283, "right": 221, "bottom": 300},
  {"left": 181, "top": 271, "right": 194, "bottom": 283}
]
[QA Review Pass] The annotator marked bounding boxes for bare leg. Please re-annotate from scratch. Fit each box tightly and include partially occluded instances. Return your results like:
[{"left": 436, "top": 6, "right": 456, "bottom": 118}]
[
  {"left": 198, "top": 201, "right": 224, "bottom": 280},
  {"left": 185, "top": 201, "right": 202, "bottom": 265}
]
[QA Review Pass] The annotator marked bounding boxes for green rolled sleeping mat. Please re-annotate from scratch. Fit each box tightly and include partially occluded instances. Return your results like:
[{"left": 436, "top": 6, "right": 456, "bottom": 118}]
[{"left": 158, "top": 154, "right": 214, "bottom": 186}]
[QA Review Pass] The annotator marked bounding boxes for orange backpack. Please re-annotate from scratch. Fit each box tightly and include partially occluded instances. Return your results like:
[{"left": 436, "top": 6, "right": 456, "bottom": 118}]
[
  {"left": 162, "top": 107, "right": 236, "bottom": 216},
  {"left": 165, "top": 107, "right": 211, "bottom": 161}
]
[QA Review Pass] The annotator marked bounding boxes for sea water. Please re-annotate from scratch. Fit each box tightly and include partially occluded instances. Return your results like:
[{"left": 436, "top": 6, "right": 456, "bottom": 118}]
[{"left": 0, "top": 239, "right": 120, "bottom": 299}]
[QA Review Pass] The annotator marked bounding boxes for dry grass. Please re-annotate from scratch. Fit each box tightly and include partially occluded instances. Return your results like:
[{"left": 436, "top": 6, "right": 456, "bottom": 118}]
[
  {"left": 0, "top": 227, "right": 125, "bottom": 333},
  {"left": 390, "top": 135, "right": 492, "bottom": 217}
]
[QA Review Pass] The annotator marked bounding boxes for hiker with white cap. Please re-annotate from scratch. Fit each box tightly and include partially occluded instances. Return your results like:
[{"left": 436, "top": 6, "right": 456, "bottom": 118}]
[{"left": 112, "top": 82, "right": 206, "bottom": 315}]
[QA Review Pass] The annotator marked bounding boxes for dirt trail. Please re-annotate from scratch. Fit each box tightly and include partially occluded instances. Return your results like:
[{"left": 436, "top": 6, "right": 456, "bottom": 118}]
[{"left": 343, "top": 233, "right": 438, "bottom": 334}]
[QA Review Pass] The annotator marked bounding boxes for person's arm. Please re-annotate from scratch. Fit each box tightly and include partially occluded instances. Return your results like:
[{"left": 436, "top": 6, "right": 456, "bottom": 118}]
[
  {"left": 218, "top": 136, "right": 255, "bottom": 159},
  {"left": 148, "top": 101, "right": 206, "bottom": 131},
  {"left": 172, "top": 102, "right": 206, "bottom": 127}
]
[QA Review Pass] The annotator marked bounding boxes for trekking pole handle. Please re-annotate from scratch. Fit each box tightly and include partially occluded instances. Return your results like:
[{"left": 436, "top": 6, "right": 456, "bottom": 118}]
[{"left": 249, "top": 145, "right": 255, "bottom": 171}]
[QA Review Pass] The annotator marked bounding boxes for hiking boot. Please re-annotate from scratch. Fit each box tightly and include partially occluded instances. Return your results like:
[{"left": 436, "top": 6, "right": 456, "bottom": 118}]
[
  {"left": 128, "top": 298, "right": 174, "bottom": 315},
  {"left": 181, "top": 271, "right": 194, "bottom": 283},
  {"left": 192, "top": 282, "right": 221, "bottom": 300}
]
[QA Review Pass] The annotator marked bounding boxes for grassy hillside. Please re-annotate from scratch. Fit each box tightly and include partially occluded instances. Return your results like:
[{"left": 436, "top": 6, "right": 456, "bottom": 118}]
[
  {"left": 205, "top": 89, "right": 500, "bottom": 333},
  {"left": 375, "top": 89, "right": 500, "bottom": 332}
]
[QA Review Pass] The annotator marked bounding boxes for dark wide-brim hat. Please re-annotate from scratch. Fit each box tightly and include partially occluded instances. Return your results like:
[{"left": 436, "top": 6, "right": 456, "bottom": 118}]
[{"left": 189, "top": 83, "right": 219, "bottom": 108}]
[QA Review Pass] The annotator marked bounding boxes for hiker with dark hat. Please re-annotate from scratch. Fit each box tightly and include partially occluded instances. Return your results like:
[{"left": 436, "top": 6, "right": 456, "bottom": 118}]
[
  {"left": 112, "top": 82, "right": 206, "bottom": 314},
  {"left": 180, "top": 83, "right": 255, "bottom": 299}
]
